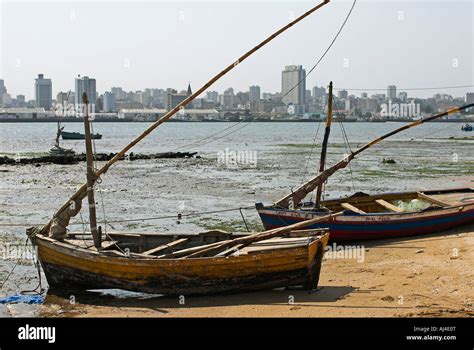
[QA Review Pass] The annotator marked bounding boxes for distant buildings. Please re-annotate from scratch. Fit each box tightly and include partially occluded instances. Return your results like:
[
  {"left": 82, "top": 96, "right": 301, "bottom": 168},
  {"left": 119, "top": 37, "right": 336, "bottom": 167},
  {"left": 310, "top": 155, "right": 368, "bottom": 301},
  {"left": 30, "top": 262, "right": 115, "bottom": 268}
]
[
  {"left": 0, "top": 79, "right": 5, "bottom": 105},
  {"left": 56, "top": 92, "right": 68, "bottom": 106},
  {"left": 206, "top": 91, "right": 218, "bottom": 103},
  {"left": 387, "top": 85, "right": 397, "bottom": 100},
  {"left": 249, "top": 85, "right": 261, "bottom": 102},
  {"left": 34, "top": 74, "right": 52, "bottom": 110},
  {"left": 0, "top": 107, "right": 48, "bottom": 119},
  {"left": 312, "top": 86, "right": 326, "bottom": 100},
  {"left": 281, "top": 65, "right": 306, "bottom": 108},
  {"left": 111, "top": 87, "right": 126, "bottom": 100},
  {"left": 166, "top": 84, "right": 193, "bottom": 110},
  {"left": 466, "top": 92, "right": 474, "bottom": 104},
  {"left": 398, "top": 91, "right": 408, "bottom": 102},
  {"left": 75, "top": 76, "right": 97, "bottom": 110},
  {"left": 103, "top": 91, "right": 116, "bottom": 112},
  {"left": 219, "top": 88, "right": 235, "bottom": 109},
  {"left": 338, "top": 90, "right": 348, "bottom": 99},
  {"left": 16, "top": 95, "right": 25, "bottom": 107},
  {"left": 166, "top": 83, "right": 193, "bottom": 110}
]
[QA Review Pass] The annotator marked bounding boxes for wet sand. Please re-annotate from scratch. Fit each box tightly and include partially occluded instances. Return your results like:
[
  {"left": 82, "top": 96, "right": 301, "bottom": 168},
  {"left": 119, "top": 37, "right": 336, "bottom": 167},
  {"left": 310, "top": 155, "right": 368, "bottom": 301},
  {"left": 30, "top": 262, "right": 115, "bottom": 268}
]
[{"left": 37, "top": 222, "right": 474, "bottom": 318}]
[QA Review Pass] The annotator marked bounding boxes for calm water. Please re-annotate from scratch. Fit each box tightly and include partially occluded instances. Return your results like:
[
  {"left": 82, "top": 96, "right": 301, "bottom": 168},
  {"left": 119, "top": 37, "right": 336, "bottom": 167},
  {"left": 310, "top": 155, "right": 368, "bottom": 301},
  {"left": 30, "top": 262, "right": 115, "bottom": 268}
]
[{"left": 0, "top": 121, "right": 472, "bottom": 156}]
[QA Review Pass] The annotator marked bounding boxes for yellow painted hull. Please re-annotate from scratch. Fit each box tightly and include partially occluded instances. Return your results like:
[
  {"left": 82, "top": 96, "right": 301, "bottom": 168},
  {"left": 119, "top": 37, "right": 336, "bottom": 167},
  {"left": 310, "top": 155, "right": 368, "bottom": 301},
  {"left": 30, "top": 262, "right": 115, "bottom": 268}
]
[{"left": 35, "top": 233, "right": 329, "bottom": 295}]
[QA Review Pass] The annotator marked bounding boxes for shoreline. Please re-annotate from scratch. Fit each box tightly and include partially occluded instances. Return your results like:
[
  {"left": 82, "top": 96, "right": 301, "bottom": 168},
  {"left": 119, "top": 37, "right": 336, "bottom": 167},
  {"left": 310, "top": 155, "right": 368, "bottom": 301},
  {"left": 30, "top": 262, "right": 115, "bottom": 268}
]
[{"left": 0, "top": 119, "right": 473, "bottom": 123}]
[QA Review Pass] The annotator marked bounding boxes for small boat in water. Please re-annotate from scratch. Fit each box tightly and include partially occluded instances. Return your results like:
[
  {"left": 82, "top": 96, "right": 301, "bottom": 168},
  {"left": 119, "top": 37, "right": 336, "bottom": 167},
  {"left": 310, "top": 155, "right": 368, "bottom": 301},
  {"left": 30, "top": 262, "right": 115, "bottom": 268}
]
[
  {"left": 28, "top": 1, "right": 333, "bottom": 295},
  {"left": 256, "top": 82, "right": 474, "bottom": 241},
  {"left": 49, "top": 121, "right": 75, "bottom": 157},
  {"left": 461, "top": 123, "right": 472, "bottom": 131},
  {"left": 61, "top": 131, "right": 102, "bottom": 140}
]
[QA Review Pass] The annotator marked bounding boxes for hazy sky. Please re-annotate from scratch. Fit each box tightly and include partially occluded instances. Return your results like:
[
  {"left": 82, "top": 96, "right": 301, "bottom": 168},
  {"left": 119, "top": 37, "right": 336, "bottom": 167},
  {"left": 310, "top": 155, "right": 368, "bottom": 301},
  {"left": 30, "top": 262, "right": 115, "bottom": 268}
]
[{"left": 0, "top": 0, "right": 473, "bottom": 100}]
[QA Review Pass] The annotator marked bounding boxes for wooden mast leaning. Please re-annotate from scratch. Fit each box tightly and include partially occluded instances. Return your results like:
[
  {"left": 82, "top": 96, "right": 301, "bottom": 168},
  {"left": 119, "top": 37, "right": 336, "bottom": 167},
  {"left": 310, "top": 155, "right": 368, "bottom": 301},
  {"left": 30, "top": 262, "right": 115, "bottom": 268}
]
[
  {"left": 275, "top": 102, "right": 474, "bottom": 208},
  {"left": 314, "top": 81, "right": 333, "bottom": 209},
  {"left": 82, "top": 93, "right": 101, "bottom": 249}
]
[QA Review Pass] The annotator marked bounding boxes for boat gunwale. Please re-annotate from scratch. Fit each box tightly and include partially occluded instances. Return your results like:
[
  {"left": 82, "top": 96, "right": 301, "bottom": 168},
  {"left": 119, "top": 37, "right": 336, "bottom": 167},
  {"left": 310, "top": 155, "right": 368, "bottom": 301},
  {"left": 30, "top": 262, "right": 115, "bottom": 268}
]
[
  {"left": 259, "top": 202, "right": 474, "bottom": 220},
  {"left": 263, "top": 187, "right": 474, "bottom": 218},
  {"left": 34, "top": 232, "right": 329, "bottom": 264}
]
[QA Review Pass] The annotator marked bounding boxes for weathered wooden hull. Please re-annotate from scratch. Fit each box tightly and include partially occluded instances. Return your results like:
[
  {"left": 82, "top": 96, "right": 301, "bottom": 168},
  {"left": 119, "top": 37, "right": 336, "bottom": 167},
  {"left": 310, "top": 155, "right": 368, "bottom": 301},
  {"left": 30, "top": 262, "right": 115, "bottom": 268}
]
[
  {"left": 35, "top": 233, "right": 329, "bottom": 295},
  {"left": 257, "top": 189, "right": 474, "bottom": 241}
]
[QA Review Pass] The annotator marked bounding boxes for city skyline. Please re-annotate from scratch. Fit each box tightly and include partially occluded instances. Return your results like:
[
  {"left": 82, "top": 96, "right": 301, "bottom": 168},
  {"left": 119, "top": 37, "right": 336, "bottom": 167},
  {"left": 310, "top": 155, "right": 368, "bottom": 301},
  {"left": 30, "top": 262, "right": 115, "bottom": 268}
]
[{"left": 1, "top": 1, "right": 473, "bottom": 100}]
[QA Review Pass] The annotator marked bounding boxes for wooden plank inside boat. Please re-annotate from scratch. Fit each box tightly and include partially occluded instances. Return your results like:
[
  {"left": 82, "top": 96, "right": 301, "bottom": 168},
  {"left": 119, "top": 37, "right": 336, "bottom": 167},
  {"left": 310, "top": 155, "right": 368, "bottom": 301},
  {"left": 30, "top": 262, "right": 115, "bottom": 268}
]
[
  {"left": 141, "top": 238, "right": 189, "bottom": 256},
  {"left": 416, "top": 192, "right": 450, "bottom": 207},
  {"left": 419, "top": 191, "right": 474, "bottom": 207},
  {"left": 341, "top": 202, "right": 366, "bottom": 214},
  {"left": 375, "top": 199, "right": 404, "bottom": 213}
]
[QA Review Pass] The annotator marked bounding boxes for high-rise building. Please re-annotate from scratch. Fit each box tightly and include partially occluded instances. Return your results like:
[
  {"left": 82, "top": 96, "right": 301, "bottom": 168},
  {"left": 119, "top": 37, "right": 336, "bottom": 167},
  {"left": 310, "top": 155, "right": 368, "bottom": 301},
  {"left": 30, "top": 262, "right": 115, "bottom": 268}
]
[
  {"left": 103, "top": 91, "right": 116, "bottom": 112},
  {"left": 56, "top": 92, "right": 68, "bottom": 106},
  {"left": 0, "top": 79, "right": 5, "bottom": 105},
  {"left": 338, "top": 90, "right": 348, "bottom": 99},
  {"left": 249, "top": 85, "right": 261, "bottom": 102},
  {"left": 466, "top": 92, "right": 474, "bottom": 104},
  {"left": 16, "top": 95, "right": 25, "bottom": 104},
  {"left": 398, "top": 91, "right": 408, "bottom": 102},
  {"left": 312, "top": 86, "right": 326, "bottom": 101},
  {"left": 35, "top": 74, "right": 52, "bottom": 110},
  {"left": 281, "top": 65, "right": 306, "bottom": 106},
  {"left": 387, "top": 85, "right": 397, "bottom": 100},
  {"left": 206, "top": 91, "right": 218, "bottom": 103},
  {"left": 166, "top": 83, "right": 193, "bottom": 110},
  {"left": 75, "top": 76, "right": 97, "bottom": 110},
  {"left": 111, "top": 87, "right": 125, "bottom": 100},
  {"left": 219, "top": 88, "right": 235, "bottom": 109}
]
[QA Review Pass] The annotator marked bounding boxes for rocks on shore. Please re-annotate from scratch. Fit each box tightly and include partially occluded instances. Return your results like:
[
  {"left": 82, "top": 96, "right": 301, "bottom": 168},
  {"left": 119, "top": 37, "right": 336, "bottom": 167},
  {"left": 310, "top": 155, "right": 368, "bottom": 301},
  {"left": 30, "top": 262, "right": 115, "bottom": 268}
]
[{"left": 0, "top": 151, "right": 199, "bottom": 166}]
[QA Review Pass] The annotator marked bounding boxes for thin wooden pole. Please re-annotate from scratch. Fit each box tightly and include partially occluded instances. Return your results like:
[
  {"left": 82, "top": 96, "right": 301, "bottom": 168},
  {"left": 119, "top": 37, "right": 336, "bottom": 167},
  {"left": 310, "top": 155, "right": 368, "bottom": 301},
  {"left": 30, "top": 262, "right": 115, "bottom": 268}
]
[
  {"left": 276, "top": 103, "right": 474, "bottom": 208},
  {"left": 40, "top": 0, "right": 331, "bottom": 235},
  {"left": 315, "top": 81, "right": 333, "bottom": 208},
  {"left": 82, "top": 93, "right": 101, "bottom": 249}
]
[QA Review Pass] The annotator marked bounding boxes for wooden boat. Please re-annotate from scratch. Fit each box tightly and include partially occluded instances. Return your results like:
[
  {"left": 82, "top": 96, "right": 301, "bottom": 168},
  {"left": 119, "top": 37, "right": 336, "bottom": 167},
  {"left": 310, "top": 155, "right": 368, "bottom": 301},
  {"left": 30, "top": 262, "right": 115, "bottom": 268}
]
[
  {"left": 257, "top": 188, "right": 474, "bottom": 241},
  {"left": 256, "top": 82, "right": 474, "bottom": 241},
  {"left": 27, "top": 1, "right": 333, "bottom": 295},
  {"left": 61, "top": 131, "right": 102, "bottom": 140},
  {"left": 461, "top": 123, "right": 472, "bottom": 131},
  {"left": 31, "top": 228, "right": 330, "bottom": 295},
  {"left": 49, "top": 121, "right": 75, "bottom": 157}
]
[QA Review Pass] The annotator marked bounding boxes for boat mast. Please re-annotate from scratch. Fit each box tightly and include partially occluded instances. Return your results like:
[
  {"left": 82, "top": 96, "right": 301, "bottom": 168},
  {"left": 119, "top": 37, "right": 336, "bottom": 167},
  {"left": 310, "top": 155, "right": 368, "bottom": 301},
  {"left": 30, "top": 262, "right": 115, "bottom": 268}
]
[
  {"left": 82, "top": 93, "right": 101, "bottom": 249},
  {"left": 40, "top": 0, "right": 331, "bottom": 236},
  {"left": 314, "top": 81, "right": 333, "bottom": 209}
]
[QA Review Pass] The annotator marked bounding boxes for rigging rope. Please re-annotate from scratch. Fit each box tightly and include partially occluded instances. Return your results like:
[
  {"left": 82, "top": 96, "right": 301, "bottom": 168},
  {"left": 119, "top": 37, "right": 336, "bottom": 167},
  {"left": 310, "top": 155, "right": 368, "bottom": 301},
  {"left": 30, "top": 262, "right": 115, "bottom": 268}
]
[
  {"left": 168, "top": 121, "right": 244, "bottom": 152},
  {"left": 0, "top": 206, "right": 257, "bottom": 227},
  {"left": 299, "top": 121, "right": 322, "bottom": 183}
]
